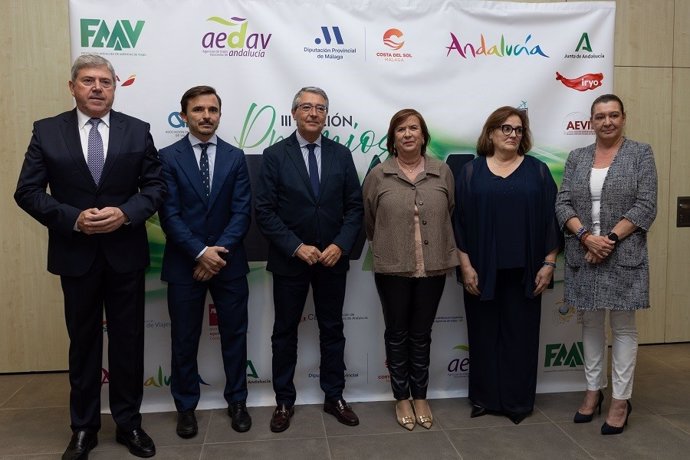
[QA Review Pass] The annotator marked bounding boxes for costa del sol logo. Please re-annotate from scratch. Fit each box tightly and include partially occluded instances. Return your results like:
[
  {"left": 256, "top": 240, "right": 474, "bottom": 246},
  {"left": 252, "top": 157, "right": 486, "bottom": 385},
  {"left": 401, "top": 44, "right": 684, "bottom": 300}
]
[
  {"left": 80, "top": 19, "right": 145, "bottom": 52},
  {"left": 304, "top": 25, "right": 357, "bottom": 60},
  {"left": 202, "top": 16, "right": 272, "bottom": 58},
  {"left": 446, "top": 32, "right": 549, "bottom": 59},
  {"left": 376, "top": 28, "right": 412, "bottom": 62},
  {"left": 556, "top": 72, "right": 604, "bottom": 92},
  {"left": 564, "top": 32, "right": 605, "bottom": 60}
]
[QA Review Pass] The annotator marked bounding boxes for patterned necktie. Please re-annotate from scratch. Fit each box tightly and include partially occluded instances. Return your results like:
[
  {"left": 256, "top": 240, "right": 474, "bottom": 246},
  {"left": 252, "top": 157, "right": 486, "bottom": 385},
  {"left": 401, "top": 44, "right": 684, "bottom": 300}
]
[
  {"left": 87, "top": 118, "right": 104, "bottom": 184},
  {"left": 199, "top": 142, "right": 210, "bottom": 198},
  {"left": 307, "top": 143, "right": 319, "bottom": 196}
]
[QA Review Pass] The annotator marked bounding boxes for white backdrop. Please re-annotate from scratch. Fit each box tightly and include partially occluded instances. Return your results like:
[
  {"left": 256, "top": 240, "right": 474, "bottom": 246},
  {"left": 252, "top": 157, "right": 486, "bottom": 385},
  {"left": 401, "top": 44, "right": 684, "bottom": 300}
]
[{"left": 68, "top": 0, "right": 615, "bottom": 412}]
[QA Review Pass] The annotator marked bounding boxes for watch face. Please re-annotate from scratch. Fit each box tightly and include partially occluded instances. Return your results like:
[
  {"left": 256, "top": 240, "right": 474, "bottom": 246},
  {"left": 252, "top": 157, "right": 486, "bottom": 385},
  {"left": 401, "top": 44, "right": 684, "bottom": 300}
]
[{"left": 608, "top": 232, "right": 619, "bottom": 242}]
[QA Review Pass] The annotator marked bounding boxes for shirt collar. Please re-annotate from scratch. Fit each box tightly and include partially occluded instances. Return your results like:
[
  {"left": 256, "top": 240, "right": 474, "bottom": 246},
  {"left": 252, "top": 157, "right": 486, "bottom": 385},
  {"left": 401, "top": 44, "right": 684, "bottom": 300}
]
[
  {"left": 188, "top": 133, "right": 218, "bottom": 148},
  {"left": 76, "top": 109, "right": 111, "bottom": 129},
  {"left": 295, "top": 131, "right": 321, "bottom": 149}
]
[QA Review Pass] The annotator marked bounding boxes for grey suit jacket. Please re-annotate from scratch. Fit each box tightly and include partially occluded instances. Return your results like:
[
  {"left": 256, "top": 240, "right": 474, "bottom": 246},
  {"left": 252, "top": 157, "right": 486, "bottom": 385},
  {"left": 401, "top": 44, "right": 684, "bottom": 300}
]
[{"left": 555, "top": 138, "right": 657, "bottom": 310}]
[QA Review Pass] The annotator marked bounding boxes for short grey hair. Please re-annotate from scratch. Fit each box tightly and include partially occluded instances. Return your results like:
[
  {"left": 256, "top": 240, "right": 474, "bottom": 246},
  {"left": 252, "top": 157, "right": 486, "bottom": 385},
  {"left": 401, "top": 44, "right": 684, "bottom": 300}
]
[
  {"left": 291, "top": 86, "right": 329, "bottom": 111},
  {"left": 71, "top": 54, "right": 116, "bottom": 83}
]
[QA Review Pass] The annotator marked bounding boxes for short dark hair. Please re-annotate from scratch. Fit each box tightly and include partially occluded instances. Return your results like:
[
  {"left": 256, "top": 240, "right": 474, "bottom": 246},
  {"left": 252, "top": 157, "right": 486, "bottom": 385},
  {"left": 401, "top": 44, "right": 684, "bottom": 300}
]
[
  {"left": 590, "top": 93, "right": 625, "bottom": 117},
  {"left": 386, "top": 108, "right": 431, "bottom": 156},
  {"left": 476, "top": 106, "right": 532, "bottom": 157},
  {"left": 180, "top": 85, "right": 222, "bottom": 114}
]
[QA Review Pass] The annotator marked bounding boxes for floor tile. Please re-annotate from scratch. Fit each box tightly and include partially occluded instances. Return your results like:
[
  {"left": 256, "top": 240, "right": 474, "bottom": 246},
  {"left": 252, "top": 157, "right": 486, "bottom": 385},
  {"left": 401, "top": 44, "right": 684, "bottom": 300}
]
[
  {"left": 201, "top": 437, "right": 329, "bottom": 460},
  {"left": 0, "top": 373, "right": 33, "bottom": 408},
  {"left": 0, "top": 407, "right": 71, "bottom": 456},
  {"left": 1, "top": 373, "right": 69, "bottom": 409},
  {"left": 329, "top": 431, "right": 460, "bottom": 460}
]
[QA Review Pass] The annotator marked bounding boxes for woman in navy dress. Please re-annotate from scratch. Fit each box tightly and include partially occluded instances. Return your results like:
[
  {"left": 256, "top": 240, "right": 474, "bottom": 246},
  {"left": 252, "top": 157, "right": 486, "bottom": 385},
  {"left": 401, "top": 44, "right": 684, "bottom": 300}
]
[{"left": 454, "top": 106, "right": 560, "bottom": 424}]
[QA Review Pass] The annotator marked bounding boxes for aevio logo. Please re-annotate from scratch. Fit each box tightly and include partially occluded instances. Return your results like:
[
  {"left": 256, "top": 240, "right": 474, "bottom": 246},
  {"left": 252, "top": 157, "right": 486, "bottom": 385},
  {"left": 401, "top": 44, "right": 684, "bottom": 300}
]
[
  {"left": 544, "top": 342, "right": 584, "bottom": 368},
  {"left": 448, "top": 344, "right": 470, "bottom": 373},
  {"left": 80, "top": 19, "right": 145, "bottom": 50}
]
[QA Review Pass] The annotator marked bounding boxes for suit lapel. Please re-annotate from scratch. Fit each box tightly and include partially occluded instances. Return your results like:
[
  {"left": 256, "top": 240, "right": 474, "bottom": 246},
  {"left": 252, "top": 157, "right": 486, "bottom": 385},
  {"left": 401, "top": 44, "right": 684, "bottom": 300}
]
[
  {"left": 174, "top": 135, "right": 208, "bottom": 204},
  {"left": 100, "top": 110, "right": 124, "bottom": 187},
  {"left": 209, "top": 140, "right": 233, "bottom": 209},
  {"left": 60, "top": 110, "right": 94, "bottom": 187},
  {"left": 286, "top": 135, "right": 315, "bottom": 200}
]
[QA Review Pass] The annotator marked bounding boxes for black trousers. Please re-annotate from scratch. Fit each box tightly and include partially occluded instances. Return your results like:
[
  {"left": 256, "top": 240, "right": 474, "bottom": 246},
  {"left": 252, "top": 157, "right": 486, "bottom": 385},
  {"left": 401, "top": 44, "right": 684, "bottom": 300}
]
[
  {"left": 464, "top": 268, "right": 541, "bottom": 415},
  {"left": 60, "top": 252, "right": 145, "bottom": 433},
  {"left": 374, "top": 273, "right": 446, "bottom": 400},
  {"left": 271, "top": 266, "right": 347, "bottom": 406}
]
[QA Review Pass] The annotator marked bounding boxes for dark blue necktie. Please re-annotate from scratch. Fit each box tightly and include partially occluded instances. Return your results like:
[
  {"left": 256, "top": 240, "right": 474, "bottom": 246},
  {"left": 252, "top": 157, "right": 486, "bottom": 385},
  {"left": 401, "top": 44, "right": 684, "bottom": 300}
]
[
  {"left": 307, "top": 143, "right": 319, "bottom": 196},
  {"left": 199, "top": 142, "right": 210, "bottom": 198},
  {"left": 87, "top": 118, "right": 104, "bottom": 184}
]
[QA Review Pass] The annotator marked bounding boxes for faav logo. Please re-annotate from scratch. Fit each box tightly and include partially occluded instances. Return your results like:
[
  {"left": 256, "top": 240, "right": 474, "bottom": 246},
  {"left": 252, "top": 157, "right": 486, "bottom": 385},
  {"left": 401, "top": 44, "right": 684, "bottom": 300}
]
[
  {"left": 376, "top": 28, "right": 413, "bottom": 62},
  {"left": 446, "top": 32, "right": 549, "bottom": 59},
  {"left": 304, "top": 25, "right": 357, "bottom": 61},
  {"left": 544, "top": 342, "right": 584, "bottom": 369},
  {"left": 201, "top": 16, "right": 272, "bottom": 58},
  {"left": 80, "top": 19, "right": 145, "bottom": 51},
  {"left": 564, "top": 32, "right": 605, "bottom": 60},
  {"left": 556, "top": 72, "right": 604, "bottom": 92},
  {"left": 562, "top": 112, "right": 594, "bottom": 136},
  {"left": 447, "top": 344, "right": 470, "bottom": 377}
]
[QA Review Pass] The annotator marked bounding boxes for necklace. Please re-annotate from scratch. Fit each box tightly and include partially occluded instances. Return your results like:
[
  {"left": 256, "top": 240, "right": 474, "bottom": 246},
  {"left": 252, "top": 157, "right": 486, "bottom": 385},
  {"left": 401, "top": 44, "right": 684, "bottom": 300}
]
[{"left": 397, "top": 156, "right": 423, "bottom": 173}]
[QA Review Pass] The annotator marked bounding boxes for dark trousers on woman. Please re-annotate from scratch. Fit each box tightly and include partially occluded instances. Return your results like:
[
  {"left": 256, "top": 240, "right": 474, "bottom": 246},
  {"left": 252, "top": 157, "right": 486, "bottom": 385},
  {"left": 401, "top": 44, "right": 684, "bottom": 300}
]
[
  {"left": 464, "top": 268, "right": 541, "bottom": 416},
  {"left": 374, "top": 274, "right": 446, "bottom": 400}
]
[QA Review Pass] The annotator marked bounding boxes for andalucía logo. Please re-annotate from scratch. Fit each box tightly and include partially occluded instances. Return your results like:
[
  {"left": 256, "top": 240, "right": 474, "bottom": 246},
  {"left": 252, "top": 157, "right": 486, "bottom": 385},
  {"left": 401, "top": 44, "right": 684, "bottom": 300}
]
[
  {"left": 564, "top": 32, "right": 605, "bottom": 60},
  {"left": 80, "top": 19, "right": 145, "bottom": 51},
  {"left": 562, "top": 112, "right": 594, "bottom": 136},
  {"left": 304, "top": 25, "right": 357, "bottom": 60},
  {"left": 376, "top": 28, "right": 413, "bottom": 62},
  {"left": 144, "top": 366, "right": 210, "bottom": 387},
  {"left": 446, "top": 32, "right": 549, "bottom": 59},
  {"left": 556, "top": 72, "right": 604, "bottom": 92},
  {"left": 202, "top": 16, "right": 272, "bottom": 58},
  {"left": 544, "top": 342, "right": 584, "bottom": 369}
]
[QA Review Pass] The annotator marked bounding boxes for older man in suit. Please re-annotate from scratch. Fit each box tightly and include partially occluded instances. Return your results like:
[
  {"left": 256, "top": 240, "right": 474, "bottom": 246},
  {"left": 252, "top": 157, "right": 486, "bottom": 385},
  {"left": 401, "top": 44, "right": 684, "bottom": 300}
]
[
  {"left": 158, "top": 86, "right": 252, "bottom": 437},
  {"left": 14, "top": 54, "right": 165, "bottom": 459},
  {"left": 255, "top": 86, "right": 363, "bottom": 432}
]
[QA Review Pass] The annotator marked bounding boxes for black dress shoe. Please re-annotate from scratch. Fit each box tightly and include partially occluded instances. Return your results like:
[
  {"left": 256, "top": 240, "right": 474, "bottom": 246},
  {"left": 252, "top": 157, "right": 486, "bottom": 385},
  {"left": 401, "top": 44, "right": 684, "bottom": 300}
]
[
  {"left": 115, "top": 427, "right": 156, "bottom": 458},
  {"left": 269, "top": 404, "right": 294, "bottom": 433},
  {"left": 62, "top": 430, "right": 98, "bottom": 460},
  {"left": 176, "top": 410, "right": 198, "bottom": 438},
  {"left": 470, "top": 404, "right": 487, "bottom": 418},
  {"left": 601, "top": 400, "right": 632, "bottom": 435},
  {"left": 228, "top": 401, "right": 252, "bottom": 433},
  {"left": 324, "top": 398, "right": 359, "bottom": 426},
  {"left": 574, "top": 390, "right": 604, "bottom": 423},
  {"left": 506, "top": 411, "right": 530, "bottom": 425}
]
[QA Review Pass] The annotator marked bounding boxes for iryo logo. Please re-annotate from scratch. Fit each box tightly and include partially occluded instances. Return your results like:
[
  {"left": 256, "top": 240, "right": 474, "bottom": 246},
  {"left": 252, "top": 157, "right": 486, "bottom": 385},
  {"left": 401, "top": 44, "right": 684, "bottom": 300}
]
[
  {"left": 556, "top": 72, "right": 604, "bottom": 92},
  {"left": 80, "top": 19, "right": 145, "bottom": 50},
  {"left": 315, "top": 26, "right": 344, "bottom": 45},
  {"left": 117, "top": 74, "right": 136, "bottom": 87},
  {"left": 544, "top": 342, "right": 584, "bottom": 368},
  {"left": 202, "top": 16, "right": 272, "bottom": 57}
]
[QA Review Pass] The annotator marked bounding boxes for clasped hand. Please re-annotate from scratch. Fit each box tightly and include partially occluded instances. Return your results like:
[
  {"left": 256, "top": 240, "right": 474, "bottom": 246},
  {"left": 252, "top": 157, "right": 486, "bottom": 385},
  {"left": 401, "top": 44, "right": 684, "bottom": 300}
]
[
  {"left": 193, "top": 246, "right": 228, "bottom": 282},
  {"left": 77, "top": 207, "right": 126, "bottom": 234},
  {"left": 583, "top": 234, "right": 616, "bottom": 264},
  {"left": 296, "top": 243, "right": 342, "bottom": 268}
]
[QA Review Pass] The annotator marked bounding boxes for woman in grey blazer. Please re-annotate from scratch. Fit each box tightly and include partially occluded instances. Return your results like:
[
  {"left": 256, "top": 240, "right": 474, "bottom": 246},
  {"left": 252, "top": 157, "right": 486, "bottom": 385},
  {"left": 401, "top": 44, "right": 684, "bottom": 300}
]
[{"left": 555, "top": 94, "right": 657, "bottom": 435}]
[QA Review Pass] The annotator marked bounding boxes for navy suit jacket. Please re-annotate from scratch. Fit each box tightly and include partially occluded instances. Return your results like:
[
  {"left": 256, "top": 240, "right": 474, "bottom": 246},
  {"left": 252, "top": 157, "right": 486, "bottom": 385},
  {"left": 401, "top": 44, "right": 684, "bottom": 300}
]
[
  {"left": 14, "top": 109, "right": 165, "bottom": 276},
  {"left": 159, "top": 135, "right": 251, "bottom": 283},
  {"left": 254, "top": 132, "right": 363, "bottom": 276}
]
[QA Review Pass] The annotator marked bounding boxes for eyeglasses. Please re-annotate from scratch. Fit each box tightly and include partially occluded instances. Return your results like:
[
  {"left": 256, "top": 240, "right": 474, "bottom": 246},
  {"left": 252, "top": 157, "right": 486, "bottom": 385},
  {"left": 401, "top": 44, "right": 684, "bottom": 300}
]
[
  {"left": 297, "top": 103, "right": 328, "bottom": 114},
  {"left": 499, "top": 124, "right": 523, "bottom": 136},
  {"left": 79, "top": 77, "right": 114, "bottom": 89}
]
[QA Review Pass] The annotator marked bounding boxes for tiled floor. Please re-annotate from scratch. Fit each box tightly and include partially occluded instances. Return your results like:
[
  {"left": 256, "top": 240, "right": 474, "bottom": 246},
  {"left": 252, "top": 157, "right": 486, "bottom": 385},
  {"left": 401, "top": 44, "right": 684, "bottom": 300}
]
[{"left": 1, "top": 344, "right": 689, "bottom": 459}]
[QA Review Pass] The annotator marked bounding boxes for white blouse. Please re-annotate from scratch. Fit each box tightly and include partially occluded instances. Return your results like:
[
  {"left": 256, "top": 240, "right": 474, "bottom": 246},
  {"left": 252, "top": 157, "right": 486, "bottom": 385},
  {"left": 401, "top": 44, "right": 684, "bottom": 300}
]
[{"left": 590, "top": 167, "right": 609, "bottom": 236}]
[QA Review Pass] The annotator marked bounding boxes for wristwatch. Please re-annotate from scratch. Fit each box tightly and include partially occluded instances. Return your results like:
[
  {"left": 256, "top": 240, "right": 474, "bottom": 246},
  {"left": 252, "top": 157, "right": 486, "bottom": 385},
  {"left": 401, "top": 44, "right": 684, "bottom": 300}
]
[{"left": 607, "top": 232, "right": 619, "bottom": 244}]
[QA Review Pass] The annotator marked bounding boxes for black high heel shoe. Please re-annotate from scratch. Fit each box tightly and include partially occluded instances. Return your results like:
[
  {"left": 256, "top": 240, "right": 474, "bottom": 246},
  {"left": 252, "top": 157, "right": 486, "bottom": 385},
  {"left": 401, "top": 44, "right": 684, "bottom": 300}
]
[
  {"left": 573, "top": 390, "right": 604, "bottom": 423},
  {"left": 470, "top": 404, "right": 487, "bottom": 418},
  {"left": 601, "top": 400, "right": 632, "bottom": 435}
]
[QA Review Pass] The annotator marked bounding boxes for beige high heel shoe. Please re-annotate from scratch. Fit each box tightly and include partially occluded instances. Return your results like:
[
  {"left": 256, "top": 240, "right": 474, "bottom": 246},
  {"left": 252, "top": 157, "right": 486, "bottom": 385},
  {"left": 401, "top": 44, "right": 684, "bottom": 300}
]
[
  {"left": 413, "top": 399, "right": 433, "bottom": 429},
  {"left": 395, "top": 400, "right": 415, "bottom": 431}
]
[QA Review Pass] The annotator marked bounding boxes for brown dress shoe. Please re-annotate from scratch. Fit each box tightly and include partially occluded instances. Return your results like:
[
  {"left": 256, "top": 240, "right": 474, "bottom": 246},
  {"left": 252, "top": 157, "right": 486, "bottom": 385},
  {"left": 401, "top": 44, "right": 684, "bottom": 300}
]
[
  {"left": 324, "top": 399, "right": 359, "bottom": 426},
  {"left": 63, "top": 430, "right": 98, "bottom": 460},
  {"left": 270, "top": 404, "right": 294, "bottom": 433}
]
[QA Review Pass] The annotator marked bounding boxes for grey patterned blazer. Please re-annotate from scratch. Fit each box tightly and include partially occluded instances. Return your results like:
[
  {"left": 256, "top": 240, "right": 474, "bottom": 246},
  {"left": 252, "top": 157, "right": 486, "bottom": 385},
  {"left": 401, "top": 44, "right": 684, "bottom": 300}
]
[{"left": 555, "top": 138, "right": 657, "bottom": 310}]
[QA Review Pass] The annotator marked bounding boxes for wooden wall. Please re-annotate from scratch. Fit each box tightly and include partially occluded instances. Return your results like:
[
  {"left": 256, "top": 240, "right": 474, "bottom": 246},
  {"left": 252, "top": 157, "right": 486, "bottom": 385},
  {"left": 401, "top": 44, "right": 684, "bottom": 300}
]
[{"left": 1, "top": 0, "right": 688, "bottom": 372}]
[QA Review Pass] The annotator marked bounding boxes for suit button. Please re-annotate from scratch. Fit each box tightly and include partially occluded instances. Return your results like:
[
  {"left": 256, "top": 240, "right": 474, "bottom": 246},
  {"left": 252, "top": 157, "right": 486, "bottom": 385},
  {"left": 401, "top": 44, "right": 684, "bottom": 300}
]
[
  {"left": 418, "top": 201, "right": 424, "bottom": 206},
  {"left": 411, "top": 185, "right": 416, "bottom": 190},
  {"left": 422, "top": 220, "right": 427, "bottom": 225},
  {"left": 424, "top": 240, "right": 429, "bottom": 245}
]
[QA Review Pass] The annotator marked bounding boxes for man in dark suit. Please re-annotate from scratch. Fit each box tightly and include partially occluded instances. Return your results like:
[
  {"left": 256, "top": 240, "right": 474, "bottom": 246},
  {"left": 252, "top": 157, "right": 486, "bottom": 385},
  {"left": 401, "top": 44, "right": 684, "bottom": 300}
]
[
  {"left": 158, "top": 86, "right": 252, "bottom": 437},
  {"left": 14, "top": 54, "right": 164, "bottom": 459},
  {"left": 255, "top": 86, "right": 363, "bottom": 432}
]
